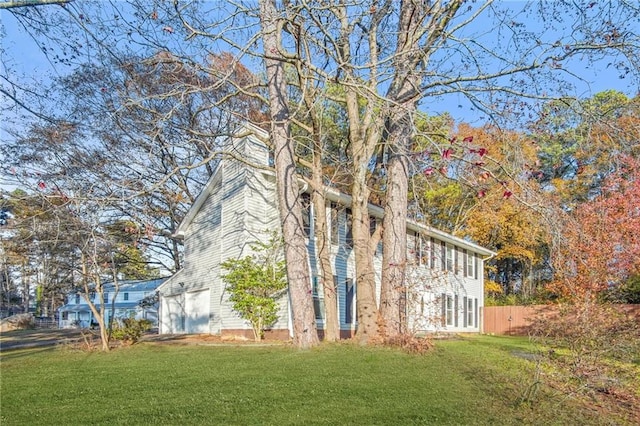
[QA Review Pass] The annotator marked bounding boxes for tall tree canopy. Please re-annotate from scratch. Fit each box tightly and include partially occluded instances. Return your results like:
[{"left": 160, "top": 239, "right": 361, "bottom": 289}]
[{"left": 1, "top": 1, "right": 639, "bottom": 345}]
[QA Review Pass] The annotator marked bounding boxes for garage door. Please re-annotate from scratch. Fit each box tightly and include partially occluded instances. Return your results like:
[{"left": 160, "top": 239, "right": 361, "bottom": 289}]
[
  {"left": 161, "top": 295, "right": 185, "bottom": 334},
  {"left": 185, "top": 289, "right": 210, "bottom": 334}
]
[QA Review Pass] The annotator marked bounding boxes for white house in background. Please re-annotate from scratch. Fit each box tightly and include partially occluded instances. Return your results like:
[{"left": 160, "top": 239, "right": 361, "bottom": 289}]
[
  {"left": 157, "top": 124, "right": 495, "bottom": 339},
  {"left": 58, "top": 278, "right": 167, "bottom": 329}
]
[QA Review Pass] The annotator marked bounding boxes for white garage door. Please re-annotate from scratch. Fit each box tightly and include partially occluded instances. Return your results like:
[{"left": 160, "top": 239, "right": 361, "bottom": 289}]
[
  {"left": 185, "top": 289, "right": 210, "bottom": 334},
  {"left": 161, "top": 295, "right": 185, "bottom": 334}
]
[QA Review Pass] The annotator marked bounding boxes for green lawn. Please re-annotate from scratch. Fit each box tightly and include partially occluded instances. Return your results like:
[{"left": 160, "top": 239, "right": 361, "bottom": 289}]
[{"left": 0, "top": 336, "right": 634, "bottom": 425}]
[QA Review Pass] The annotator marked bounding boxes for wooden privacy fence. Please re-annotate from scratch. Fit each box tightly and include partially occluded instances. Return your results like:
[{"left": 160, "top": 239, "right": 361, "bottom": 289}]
[{"left": 482, "top": 304, "right": 640, "bottom": 336}]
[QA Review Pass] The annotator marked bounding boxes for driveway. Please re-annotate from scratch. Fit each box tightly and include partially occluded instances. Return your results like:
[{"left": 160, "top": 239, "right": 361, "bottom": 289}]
[{"left": 0, "top": 328, "right": 85, "bottom": 351}]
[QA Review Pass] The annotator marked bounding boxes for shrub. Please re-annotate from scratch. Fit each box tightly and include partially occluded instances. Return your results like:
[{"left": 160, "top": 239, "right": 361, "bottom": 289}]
[
  {"left": 221, "top": 235, "right": 287, "bottom": 341},
  {"left": 111, "top": 318, "right": 153, "bottom": 344},
  {"left": 530, "top": 302, "right": 640, "bottom": 392},
  {"left": 381, "top": 334, "right": 434, "bottom": 355}
]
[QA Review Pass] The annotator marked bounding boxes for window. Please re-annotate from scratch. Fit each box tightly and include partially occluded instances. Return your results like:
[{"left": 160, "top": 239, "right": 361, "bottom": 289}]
[
  {"left": 454, "top": 294, "right": 459, "bottom": 327},
  {"left": 441, "top": 293, "right": 458, "bottom": 327},
  {"left": 410, "top": 233, "right": 428, "bottom": 265},
  {"left": 463, "top": 296, "right": 468, "bottom": 327},
  {"left": 446, "top": 244, "right": 454, "bottom": 272},
  {"left": 62, "top": 312, "right": 69, "bottom": 320},
  {"left": 330, "top": 203, "right": 339, "bottom": 244},
  {"left": 466, "top": 251, "right": 475, "bottom": 278},
  {"left": 369, "top": 216, "right": 377, "bottom": 236},
  {"left": 312, "top": 277, "right": 325, "bottom": 321},
  {"left": 474, "top": 255, "right": 479, "bottom": 279},
  {"left": 467, "top": 297, "right": 474, "bottom": 327},
  {"left": 124, "top": 292, "right": 129, "bottom": 301},
  {"left": 345, "top": 278, "right": 355, "bottom": 324},
  {"left": 104, "top": 293, "right": 109, "bottom": 304},
  {"left": 418, "top": 236, "right": 429, "bottom": 266},
  {"left": 301, "top": 193, "right": 311, "bottom": 237},
  {"left": 370, "top": 217, "right": 382, "bottom": 256},
  {"left": 74, "top": 294, "right": 80, "bottom": 304},
  {"left": 446, "top": 295, "right": 453, "bottom": 326},
  {"left": 408, "top": 232, "right": 418, "bottom": 263}
]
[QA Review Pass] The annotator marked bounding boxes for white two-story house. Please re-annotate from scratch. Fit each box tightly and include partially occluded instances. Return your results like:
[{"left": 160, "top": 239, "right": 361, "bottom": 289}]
[
  {"left": 58, "top": 278, "right": 166, "bottom": 329},
  {"left": 157, "top": 125, "right": 495, "bottom": 338}
]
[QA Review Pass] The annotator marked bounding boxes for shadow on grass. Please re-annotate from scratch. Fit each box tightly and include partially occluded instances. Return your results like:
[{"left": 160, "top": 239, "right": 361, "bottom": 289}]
[{"left": 0, "top": 346, "right": 57, "bottom": 361}]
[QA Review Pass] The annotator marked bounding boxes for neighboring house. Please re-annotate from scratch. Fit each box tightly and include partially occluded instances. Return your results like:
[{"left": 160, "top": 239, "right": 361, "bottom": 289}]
[
  {"left": 58, "top": 278, "right": 167, "bottom": 329},
  {"left": 157, "top": 124, "right": 495, "bottom": 338}
]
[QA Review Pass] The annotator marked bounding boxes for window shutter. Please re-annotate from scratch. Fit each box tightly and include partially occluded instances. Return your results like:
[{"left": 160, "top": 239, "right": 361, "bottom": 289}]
[
  {"left": 430, "top": 238, "right": 435, "bottom": 268},
  {"left": 454, "top": 247, "right": 459, "bottom": 275},
  {"left": 441, "top": 241, "right": 446, "bottom": 270},
  {"left": 441, "top": 293, "right": 446, "bottom": 327}
]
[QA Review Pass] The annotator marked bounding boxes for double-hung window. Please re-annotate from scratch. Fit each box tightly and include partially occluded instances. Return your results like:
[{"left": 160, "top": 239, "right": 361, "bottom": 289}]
[
  {"left": 464, "top": 250, "right": 475, "bottom": 278},
  {"left": 312, "top": 276, "right": 325, "bottom": 321},
  {"left": 446, "top": 295, "right": 454, "bottom": 326},
  {"left": 301, "top": 193, "right": 312, "bottom": 238},
  {"left": 330, "top": 203, "right": 339, "bottom": 245},
  {"left": 446, "top": 244, "right": 454, "bottom": 272}
]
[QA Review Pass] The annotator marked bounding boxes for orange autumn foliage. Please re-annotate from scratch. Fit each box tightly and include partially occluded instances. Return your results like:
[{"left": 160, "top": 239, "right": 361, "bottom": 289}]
[{"left": 549, "top": 156, "right": 640, "bottom": 301}]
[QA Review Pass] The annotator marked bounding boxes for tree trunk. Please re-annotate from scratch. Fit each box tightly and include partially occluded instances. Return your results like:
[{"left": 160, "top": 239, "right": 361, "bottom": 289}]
[
  {"left": 351, "top": 180, "right": 379, "bottom": 344},
  {"left": 379, "top": 0, "right": 462, "bottom": 337},
  {"left": 81, "top": 255, "right": 110, "bottom": 351},
  {"left": 336, "top": 2, "right": 384, "bottom": 344},
  {"left": 310, "top": 126, "right": 339, "bottom": 341},
  {"left": 259, "top": 0, "right": 318, "bottom": 349},
  {"left": 380, "top": 130, "right": 410, "bottom": 337}
]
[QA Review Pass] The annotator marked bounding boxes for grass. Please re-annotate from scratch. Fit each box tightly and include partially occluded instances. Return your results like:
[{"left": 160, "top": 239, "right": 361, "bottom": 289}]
[{"left": 0, "top": 335, "right": 636, "bottom": 425}]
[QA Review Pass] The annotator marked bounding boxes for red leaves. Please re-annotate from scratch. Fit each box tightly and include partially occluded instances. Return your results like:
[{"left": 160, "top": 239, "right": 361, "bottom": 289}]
[
  {"left": 503, "top": 190, "right": 513, "bottom": 199},
  {"left": 442, "top": 148, "right": 454, "bottom": 160},
  {"left": 423, "top": 167, "right": 434, "bottom": 176},
  {"left": 38, "top": 181, "right": 46, "bottom": 190},
  {"left": 469, "top": 147, "right": 487, "bottom": 157},
  {"left": 163, "top": 26, "right": 174, "bottom": 34},
  {"left": 450, "top": 135, "right": 474, "bottom": 143},
  {"left": 477, "top": 189, "right": 486, "bottom": 198}
]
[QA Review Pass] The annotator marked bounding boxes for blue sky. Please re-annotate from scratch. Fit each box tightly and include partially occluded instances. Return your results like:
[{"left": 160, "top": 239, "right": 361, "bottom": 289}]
[{"left": 1, "top": 1, "right": 638, "bottom": 128}]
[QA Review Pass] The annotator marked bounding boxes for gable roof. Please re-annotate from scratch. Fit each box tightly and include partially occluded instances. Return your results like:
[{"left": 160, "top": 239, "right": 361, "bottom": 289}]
[
  {"left": 173, "top": 122, "right": 495, "bottom": 258},
  {"left": 174, "top": 123, "right": 269, "bottom": 238}
]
